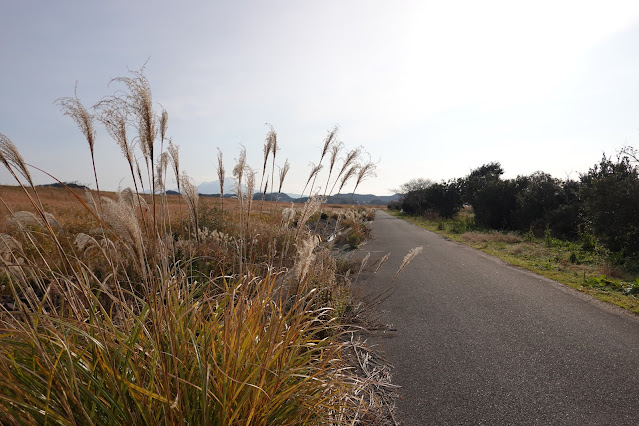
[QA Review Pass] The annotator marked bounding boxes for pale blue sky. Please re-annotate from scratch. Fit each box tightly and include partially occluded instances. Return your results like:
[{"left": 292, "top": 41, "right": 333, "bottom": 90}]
[{"left": 2, "top": 1, "right": 639, "bottom": 195}]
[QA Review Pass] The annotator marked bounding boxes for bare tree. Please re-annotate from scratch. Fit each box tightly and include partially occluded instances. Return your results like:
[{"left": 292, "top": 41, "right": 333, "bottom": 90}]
[
  {"left": 620, "top": 145, "right": 639, "bottom": 164},
  {"left": 391, "top": 178, "right": 434, "bottom": 195}
]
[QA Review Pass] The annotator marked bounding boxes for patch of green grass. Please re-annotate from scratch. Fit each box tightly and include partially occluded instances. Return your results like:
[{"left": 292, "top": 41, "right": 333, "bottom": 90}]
[{"left": 390, "top": 210, "right": 639, "bottom": 315}]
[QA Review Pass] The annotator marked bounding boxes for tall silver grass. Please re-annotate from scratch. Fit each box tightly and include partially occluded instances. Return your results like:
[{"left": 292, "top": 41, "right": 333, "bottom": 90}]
[
  {"left": 0, "top": 133, "right": 34, "bottom": 188},
  {"left": 301, "top": 163, "right": 323, "bottom": 199},
  {"left": 351, "top": 156, "right": 377, "bottom": 200},
  {"left": 111, "top": 69, "right": 159, "bottom": 229},
  {"left": 180, "top": 174, "right": 200, "bottom": 243},
  {"left": 324, "top": 141, "right": 343, "bottom": 196},
  {"left": 277, "top": 159, "right": 290, "bottom": 201},
  {"left": 56, "top": 88, "right": 99, "bottom": 195},
  {"left": 308, "top": 126, "right": 338, "bottom": 197},
  {"left": 260, "top": 126, "right": 275, "bottom": 200},
  {"left": 330, "top": 147, "right": 362, "bottom": 196},
  {"left": 167, "top": 139, "right": 180, "bottom": 193},
  {"left": 217, "top": 148, "right": 225, "bottom": 214}
]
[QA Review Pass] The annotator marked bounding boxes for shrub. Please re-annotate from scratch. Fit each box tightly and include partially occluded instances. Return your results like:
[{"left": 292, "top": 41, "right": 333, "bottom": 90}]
[
  {"left": 569, "top": 251, "right": 578, "bottom": 263},
  {"left": 387, "top": 200, "right": 401, "bottom": 210},
  {"left": 399, "top": 187, "right": 429, "bottom": 215},
  {"left": 449, "top": 220, "right": 468, "bottom": 234},
  {"left": 547, "top": 180, "right": 581, "bottom": 240},
  {"left": 581, "top": 232, "right": 598, "bottom": 252},
  {"left": 399, "top": 181, "right": 462, "bottom": 219},
  {"left": 471, "top": 179, "right": 519, "bottom": 230},
  {"left": 460, "top": 162, "right": 504, "bottom": 206},
  {"left": 512, "top": 172, "right": 559, "bottom": 232},
  {"left": 580, "top": 154, "right": 639, "bottom": 256}
]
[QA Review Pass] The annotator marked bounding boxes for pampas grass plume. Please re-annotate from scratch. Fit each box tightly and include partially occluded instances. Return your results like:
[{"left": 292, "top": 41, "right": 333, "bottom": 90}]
[{"left": 394, "top": 246, "right": 423, "bottom": 279}]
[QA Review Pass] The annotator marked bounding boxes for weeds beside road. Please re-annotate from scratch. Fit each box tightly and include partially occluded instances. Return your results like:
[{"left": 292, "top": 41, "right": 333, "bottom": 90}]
[{"left": 391, "top": 210, "right": 639, "bottom": 314}]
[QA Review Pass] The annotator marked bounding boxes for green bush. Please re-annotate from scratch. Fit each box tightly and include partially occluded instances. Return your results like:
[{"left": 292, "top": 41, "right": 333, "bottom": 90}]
[
  {"left": 511, "top": 172, "right": 580, "bottom": 238},
  {"left": 387, "top": 200, "right": 401, "bottom": 210},
  {"left": 581, "top": 232, "right": 598, "bottom": 252},
  {"left": 460, "top": 162, "right": 504, "bottom": 206},
  {"left": 398, "top": 150, "right": 639, "bottom": 264},
  {"left": 580, "top": 155, "right": 639, "bottom": 256},
  {"left": 449, "top": 220, "right": 468, "bottom": 234},
  {"left": 399, "top": 181, "right": 462, "bottom": 219},
  {"left": 471, "top": 180, "right": 519, "bottom": 230},
  {"left": 569, "top": 251, "right": 578, "bottom": 263}
]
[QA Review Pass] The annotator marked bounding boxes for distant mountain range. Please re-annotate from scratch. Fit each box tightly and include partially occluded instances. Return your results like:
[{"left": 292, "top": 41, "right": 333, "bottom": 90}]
[
  {"left": 257, "top": 192, "right": 400, "bottom": 205},
  {"left": 194, "top": 179, "right": 399, "bottom": 205},
  {"left": 322, "top": 193, "right": 400, "bottom": 205},
  {"left": 38, "top": 182, "right": 88, "bottom": 190},
  {"left": 36, "top": 180, "right": 400, "bottom": 206},
  {"left": 197, "top": 178, "right": 246, "bottom": 195},
  {"left": 164, "top": 191, "right": 399, "bottom": 205},
  {"left": 295, "top": 193, "right": 400, "bottom": 205}
]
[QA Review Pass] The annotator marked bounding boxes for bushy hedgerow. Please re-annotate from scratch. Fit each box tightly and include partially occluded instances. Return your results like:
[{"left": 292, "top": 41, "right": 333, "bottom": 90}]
[
  {"left": 399, "top": 181, "right": 462, "bottom": 218},
  {"left": 580, "top": 155, "right": 639, "bottom": 256},
  {"left": 398, "top": 150, "right": 639, "bottom": 260},
  {"left": 471, "top": 179, "right": 519, "bottom": 230}
]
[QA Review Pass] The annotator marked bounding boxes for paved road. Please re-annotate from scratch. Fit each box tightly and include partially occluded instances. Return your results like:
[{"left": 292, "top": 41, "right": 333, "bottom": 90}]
[{"left": 354, "top": 210, "right": 639, "bottom": 425}]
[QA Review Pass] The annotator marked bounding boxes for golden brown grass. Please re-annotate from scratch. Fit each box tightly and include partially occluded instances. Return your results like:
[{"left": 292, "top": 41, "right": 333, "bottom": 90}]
[{"left": 0, "top": 67, "right": 394, "bottom": 424}]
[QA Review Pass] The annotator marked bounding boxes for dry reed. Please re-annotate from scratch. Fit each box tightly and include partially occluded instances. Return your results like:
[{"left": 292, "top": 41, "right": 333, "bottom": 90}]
[
  {"left": 0, "top": 68, "right": 393, "bottom": 424},
  {"left": 395, "top": 246, "right": 423, "bottom": 279},
  {"left": 56, "top": 88, "right": 99, "bottom": 194}
]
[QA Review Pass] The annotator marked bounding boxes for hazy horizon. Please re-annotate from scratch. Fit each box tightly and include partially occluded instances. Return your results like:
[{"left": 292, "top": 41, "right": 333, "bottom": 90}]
[{"left": 3, "top": 1, "right": 639, "bottom": 196}]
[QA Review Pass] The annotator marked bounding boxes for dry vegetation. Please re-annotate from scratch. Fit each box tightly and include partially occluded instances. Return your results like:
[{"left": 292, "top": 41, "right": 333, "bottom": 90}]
[
  {"left": 0, "top": 69, "right": 402, "bottom": 424},
  {"left": 460, "top": 231, "right": 522, "bottom": 245},
  {"left": 393, "top": 208, "right": 639, "bottom": 314}
]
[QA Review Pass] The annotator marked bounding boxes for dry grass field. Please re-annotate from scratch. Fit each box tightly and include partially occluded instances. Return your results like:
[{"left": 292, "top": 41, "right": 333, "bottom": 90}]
[{"left": 0, "top": 69, "right": 400, "bottom": 424}]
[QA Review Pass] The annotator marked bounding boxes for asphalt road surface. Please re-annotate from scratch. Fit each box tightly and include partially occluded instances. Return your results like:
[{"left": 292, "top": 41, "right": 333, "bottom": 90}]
[{"left": 354, "top": 210, "right": 639, "bottom": 425}]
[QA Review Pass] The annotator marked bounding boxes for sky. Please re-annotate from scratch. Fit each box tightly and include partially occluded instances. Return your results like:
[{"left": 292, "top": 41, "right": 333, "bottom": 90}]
[{"left": 2, "top": 0, "right": 639, "bottom": 196}]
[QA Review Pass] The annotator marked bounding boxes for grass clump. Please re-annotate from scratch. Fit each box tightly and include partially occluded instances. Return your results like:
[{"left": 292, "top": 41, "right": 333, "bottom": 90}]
[
  {"left": 0, "top": 274, "right": 351, "bottom": 424},
  {"left": 333, "top": 208, "right": 374, "bottom": 250},
  {"left": 0, "top": 68, "right": 393, "bottom": 424}
]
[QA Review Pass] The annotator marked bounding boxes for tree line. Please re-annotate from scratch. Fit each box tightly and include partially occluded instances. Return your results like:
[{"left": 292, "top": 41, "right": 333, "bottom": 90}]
[{"left": 390, "top": 147, "right": 639, "bottom": 261}]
